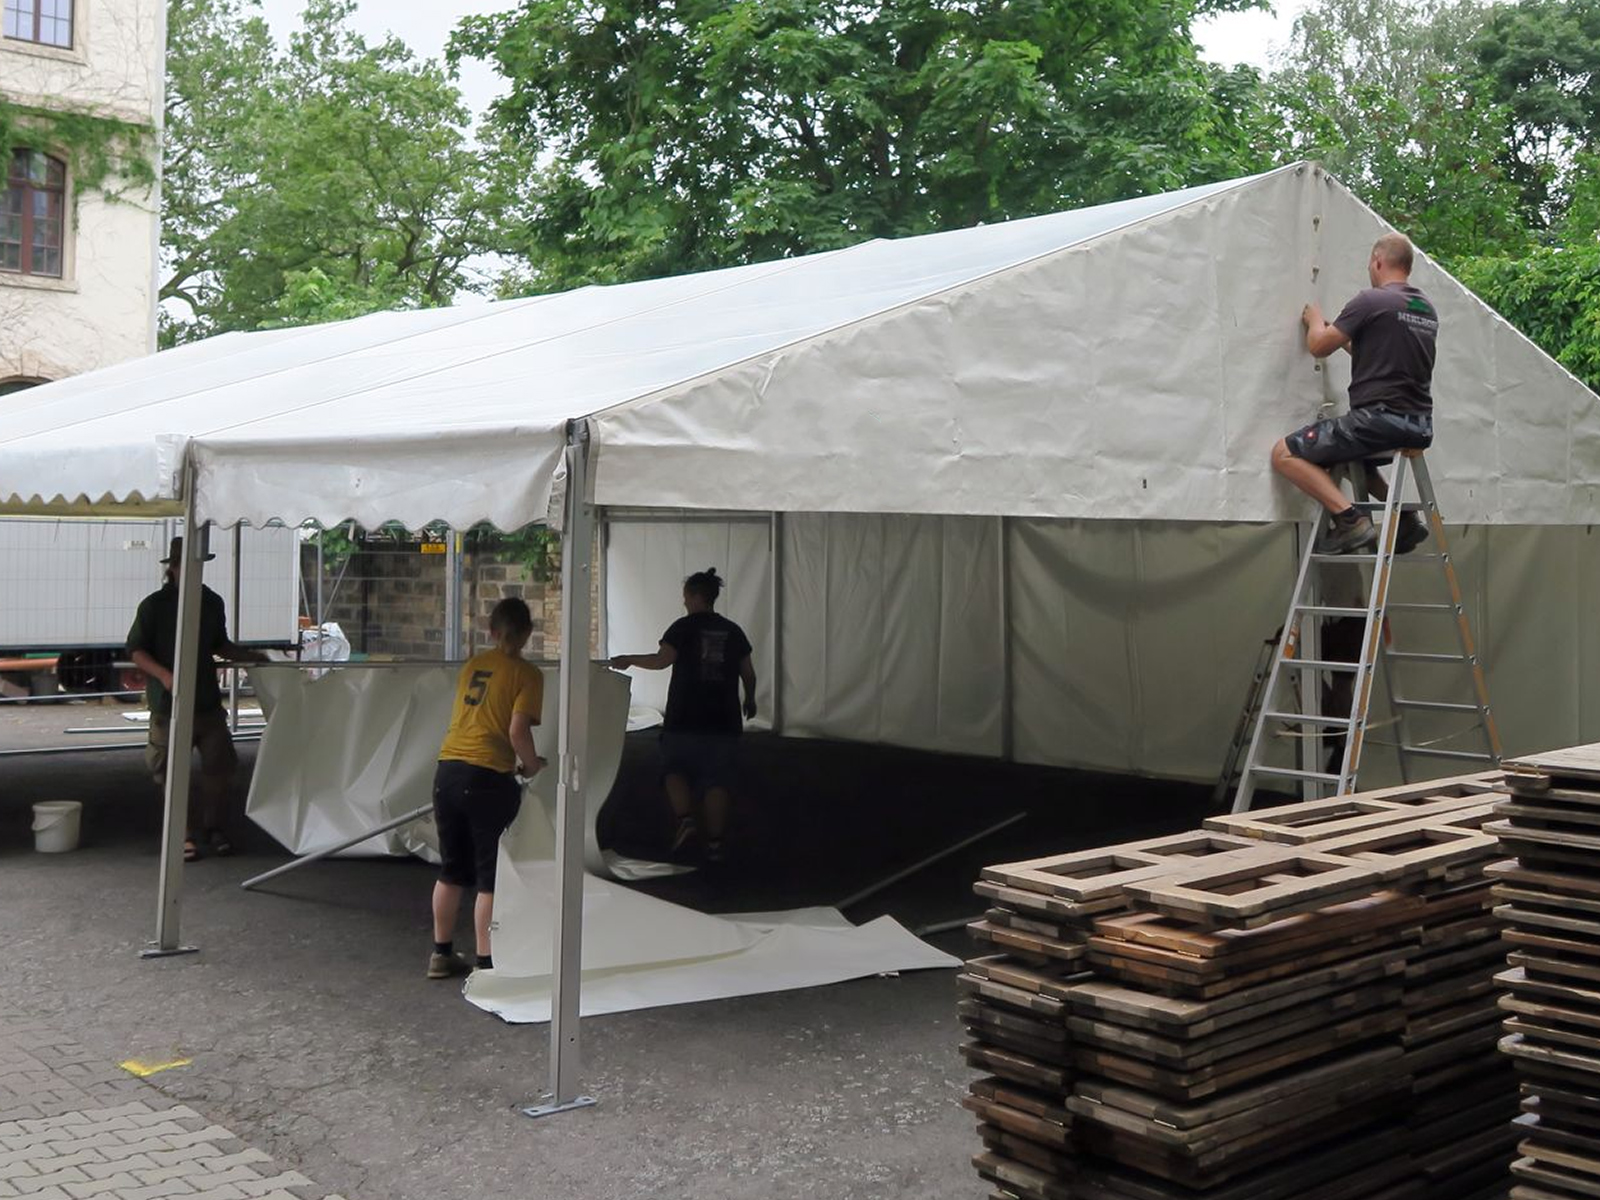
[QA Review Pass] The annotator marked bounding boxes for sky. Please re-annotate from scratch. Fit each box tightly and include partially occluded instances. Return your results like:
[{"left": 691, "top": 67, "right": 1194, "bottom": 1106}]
[{"left": 256, "top": 0, "right": 1311, "bottom": 119}]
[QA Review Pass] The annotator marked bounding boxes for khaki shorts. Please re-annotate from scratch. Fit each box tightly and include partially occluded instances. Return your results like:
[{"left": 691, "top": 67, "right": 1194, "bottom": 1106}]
[{"left": 146, "top": 709, "right": 239, "bottom": 783}]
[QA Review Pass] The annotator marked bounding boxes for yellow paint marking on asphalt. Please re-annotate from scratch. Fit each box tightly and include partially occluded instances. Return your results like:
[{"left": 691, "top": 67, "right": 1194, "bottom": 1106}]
[{"left": 119, "top": 1057, "right": 192, "bottom": 1077}]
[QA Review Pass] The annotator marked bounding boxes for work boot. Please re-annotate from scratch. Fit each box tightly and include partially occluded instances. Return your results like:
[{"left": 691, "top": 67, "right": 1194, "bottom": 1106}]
[
  {"left": 1394, "top": 513, "right": 1430, "bottom": 554},
  {"left": 427, "top": 950, "right": 474, "bottom": 980},
  {"left": 1316, "top": 509, "right": 1378, "bottom": 555},
  {"left": 670, "top": 815, "right": 698, "bottom": 854}
]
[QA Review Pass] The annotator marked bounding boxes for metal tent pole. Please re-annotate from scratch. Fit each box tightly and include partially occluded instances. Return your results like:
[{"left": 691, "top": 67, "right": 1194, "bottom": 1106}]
[
  {"left": 445, "top": 529, "right": 464, "bottom": 660},
  {"left": 769, "top": 511, "right": 784, "bottom": 733},
  {"left": 524, "top": 421, "right": 597, "bottom": 1119},
  {"left": 239, "top": 803, "right": 433, "bottom": 891},
  {"left": 144, "top": 462, "right": 204, "bottom": 958},
  {"left": 998, "top": 515, "right": 1013, "bottom": 761},
  {"left": 229, "top": 524, "right": 242, "bottom": 733}
]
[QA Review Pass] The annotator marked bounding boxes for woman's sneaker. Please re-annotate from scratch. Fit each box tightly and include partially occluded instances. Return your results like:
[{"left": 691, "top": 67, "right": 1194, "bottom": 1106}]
[
  {"left": 427, "top": 951, "right": 474, "bottom": 980},
  {"left": 670, "top": 815, "right": 699, "bottom": 853}
]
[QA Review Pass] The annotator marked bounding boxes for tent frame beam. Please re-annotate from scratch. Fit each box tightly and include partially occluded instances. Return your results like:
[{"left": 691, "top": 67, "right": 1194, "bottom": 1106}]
[
  {"left": 524, "top": 420, "right": 598, "bottom": 1120},
  {"left": 142, "top": 461, "right": 203, "bottom": 959}
]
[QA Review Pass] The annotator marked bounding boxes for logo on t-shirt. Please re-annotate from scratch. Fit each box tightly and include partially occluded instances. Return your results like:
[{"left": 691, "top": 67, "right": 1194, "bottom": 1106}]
[{"left": 699, "top": 630, "right": 729, "bottom": 681}]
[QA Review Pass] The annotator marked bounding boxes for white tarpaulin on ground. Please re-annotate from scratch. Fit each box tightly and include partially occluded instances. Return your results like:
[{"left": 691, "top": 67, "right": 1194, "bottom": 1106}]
[
  {"left": 245, "top": 662, "right": 955, "bottom": 1017},
  {"left": 2, "top": 163, "right": 1594, "bottom": 530},
  {"left": 467, "top": 821, "right": 958, "bottom": 1023}
]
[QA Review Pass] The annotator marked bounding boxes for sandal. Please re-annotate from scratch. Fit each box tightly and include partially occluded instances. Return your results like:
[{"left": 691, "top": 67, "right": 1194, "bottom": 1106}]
[{"left": 183, "top": 839, "right": 201, "bottom": 862}]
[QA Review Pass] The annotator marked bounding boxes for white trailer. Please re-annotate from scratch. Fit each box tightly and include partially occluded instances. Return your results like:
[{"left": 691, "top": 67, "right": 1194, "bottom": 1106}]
[{"left": 0, "top": 518, "right": 300, "bottom": 659}]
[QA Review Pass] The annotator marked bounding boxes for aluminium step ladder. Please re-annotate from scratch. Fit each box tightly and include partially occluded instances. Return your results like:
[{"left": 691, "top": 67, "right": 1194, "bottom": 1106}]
[{"left": 1230, "top": 450, "right": 1502, "bottom": 814}]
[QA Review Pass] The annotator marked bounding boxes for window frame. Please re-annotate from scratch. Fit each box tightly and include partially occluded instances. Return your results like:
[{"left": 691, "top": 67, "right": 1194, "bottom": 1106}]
[
  {"left": 2, "top": 0, "right": 73, "bottom": 49},
  {"left": 2, "top": 148, "right": 67, "bottom": 279}
]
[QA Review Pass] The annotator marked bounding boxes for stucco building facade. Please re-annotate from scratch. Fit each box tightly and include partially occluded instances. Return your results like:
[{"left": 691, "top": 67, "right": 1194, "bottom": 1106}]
[{"left": 1, "top": 0, "right": 162, "bottom": 392}]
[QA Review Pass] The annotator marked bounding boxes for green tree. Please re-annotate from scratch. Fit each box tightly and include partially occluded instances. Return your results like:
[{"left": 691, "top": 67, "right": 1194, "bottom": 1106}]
[
  {"left": 1267, "top": 0, "right": 1531, "bottom": 261},
  {"left": 451, "top": 0, "right": 1276, "bottom": 290},
  {"left": 161, "top": 0, "right": 493, "bottom": 343},
  {"left": 1471, "top": 0, "right": 1600, "bottom": 225}
]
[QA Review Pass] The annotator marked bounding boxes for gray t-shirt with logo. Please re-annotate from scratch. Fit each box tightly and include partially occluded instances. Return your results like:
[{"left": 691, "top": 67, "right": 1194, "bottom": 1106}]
[{"left": 1332, "top": 283, "right": 1438, "bottom": 414}]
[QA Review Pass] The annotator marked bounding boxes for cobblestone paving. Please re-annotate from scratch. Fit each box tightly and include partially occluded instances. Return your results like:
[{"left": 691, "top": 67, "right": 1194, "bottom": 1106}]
[{"left": 0, "top": 1013, "right": 345, "bottom": 1200}]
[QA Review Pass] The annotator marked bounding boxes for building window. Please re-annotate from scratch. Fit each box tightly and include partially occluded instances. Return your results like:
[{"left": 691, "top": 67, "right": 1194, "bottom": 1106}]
[
  {"left": 0, "top": 378, "right": 47, "bottom": 396},
  {"left": 3, "top": 0, "right": 72, "bottom": 48},
  {"left": 2, "top": 150, "right": 65, "bottom": 278}
]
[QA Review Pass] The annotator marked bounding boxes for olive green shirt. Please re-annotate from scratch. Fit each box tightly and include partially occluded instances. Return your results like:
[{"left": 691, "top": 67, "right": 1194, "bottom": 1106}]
[{"left": 126, "top": 583, "right": 231, "bottom": 716}]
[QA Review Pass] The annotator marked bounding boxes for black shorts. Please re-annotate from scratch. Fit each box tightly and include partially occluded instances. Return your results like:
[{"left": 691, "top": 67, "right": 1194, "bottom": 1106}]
[
  {"left": 1284, "top": 405, "right": 1432, "bottom": 467},
  {"left": 660, "top": 731, "right": 739, "bottom": 789},
  {"left": 432, "top": 760, "right": 522, "bottom": 892}
]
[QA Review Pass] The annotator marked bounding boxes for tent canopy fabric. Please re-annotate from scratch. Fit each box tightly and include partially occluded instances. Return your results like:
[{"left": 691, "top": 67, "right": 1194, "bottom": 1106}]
[{"left": 1, "top": 162, "right": 1593, "bottom": 530}]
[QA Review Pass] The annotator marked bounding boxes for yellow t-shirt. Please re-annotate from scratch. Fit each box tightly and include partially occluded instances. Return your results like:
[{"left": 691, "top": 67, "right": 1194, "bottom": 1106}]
[{"left": 437, "top": 650, "right": 543, "bottom": 773}]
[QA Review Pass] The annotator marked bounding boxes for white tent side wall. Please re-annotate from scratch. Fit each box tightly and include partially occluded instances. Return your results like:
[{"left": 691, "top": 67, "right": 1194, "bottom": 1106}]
[
  {"left": 605, "top": 516, "right": 1600, "bottom": 787},
  {"left": 603, "top": 514, "right": 776, "bottom": 720}
]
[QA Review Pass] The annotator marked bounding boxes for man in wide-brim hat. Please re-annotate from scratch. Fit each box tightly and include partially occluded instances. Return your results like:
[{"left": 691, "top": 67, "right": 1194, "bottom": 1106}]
[{"left": 127, "top": 536, "right": 269, "bottom": 861}]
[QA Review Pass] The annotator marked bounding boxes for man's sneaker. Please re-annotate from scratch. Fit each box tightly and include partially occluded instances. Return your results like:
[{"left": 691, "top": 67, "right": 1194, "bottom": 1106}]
[
  {"left": 704, "top": 839, "right": 727, "bottom": 865},
  {"left": 1395, "top": 513, "right": 1430, "bottom": 554},
  {"left": 1316, "top": 510, "right": 1378, "bottom": 555},
  {"left": 427, "top": 951, "right": 473, "bottom": 980},
  {"left": 670, "top": 815, "right": 699, "bottom": 854}
]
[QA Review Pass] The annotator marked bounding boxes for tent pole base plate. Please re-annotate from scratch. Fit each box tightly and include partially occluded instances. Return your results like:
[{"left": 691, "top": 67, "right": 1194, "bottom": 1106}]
[
  {"left": 521, "top": 1095, "right": 597, "bottom": 1120},
  {"left": 139, "top": 944, "right": 199, "bottom": 959}
]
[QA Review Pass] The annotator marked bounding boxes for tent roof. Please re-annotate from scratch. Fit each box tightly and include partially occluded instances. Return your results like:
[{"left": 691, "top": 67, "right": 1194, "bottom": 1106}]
[{"left": 3, "top": 162, "right": 1594, "bottom": 528}]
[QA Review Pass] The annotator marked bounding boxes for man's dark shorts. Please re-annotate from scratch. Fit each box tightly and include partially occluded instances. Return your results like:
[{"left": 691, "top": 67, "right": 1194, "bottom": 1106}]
[
  {"left": 432, "top": 760, "right": 522, "bottom": 892},
  {"left": 1284, "top": 405, "right": 1432, "bottom": 467},
  {"left": 660, "top": 731, "right": 739, "bottom": 790}
]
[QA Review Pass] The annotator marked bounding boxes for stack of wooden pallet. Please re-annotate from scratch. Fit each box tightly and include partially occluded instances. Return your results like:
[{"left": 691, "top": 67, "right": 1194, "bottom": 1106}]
[
  {"left": 963, "top": 773, "right": 1515, "bottom": 1200},
  {"left": 1487, "top": 744, "right": 1600, "bottom": 1199}
]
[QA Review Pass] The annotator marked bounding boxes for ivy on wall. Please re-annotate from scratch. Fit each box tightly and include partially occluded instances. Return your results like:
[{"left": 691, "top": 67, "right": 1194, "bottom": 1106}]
[{"left": 0, "top": 100, "right": 156, "bottom": 202}]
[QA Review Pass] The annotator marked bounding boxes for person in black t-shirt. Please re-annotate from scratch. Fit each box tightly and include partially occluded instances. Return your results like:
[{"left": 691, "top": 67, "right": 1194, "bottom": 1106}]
[
  {"left": 609, "top": 568, "right": 757, "bottom": 863},
  {"left": 1269, "top": 232, "right": 1438, "bottom": 555},
  {"left": 127, "top": 537, "right": 269, "bottom": 862}
]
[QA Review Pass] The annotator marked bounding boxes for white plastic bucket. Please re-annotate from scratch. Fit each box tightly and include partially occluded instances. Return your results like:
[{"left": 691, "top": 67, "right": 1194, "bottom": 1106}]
[{"left": 31, "top": 801, "right": 82, "bottom": 853}]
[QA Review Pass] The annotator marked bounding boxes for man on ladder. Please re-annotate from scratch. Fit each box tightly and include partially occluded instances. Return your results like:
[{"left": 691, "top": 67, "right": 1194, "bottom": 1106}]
[
  {"left": 1268, "top": 232, "right": 1437, "bottom": 555},
  {"left": 1226, "top": 230, "right": 1502, "bottom": 813}
]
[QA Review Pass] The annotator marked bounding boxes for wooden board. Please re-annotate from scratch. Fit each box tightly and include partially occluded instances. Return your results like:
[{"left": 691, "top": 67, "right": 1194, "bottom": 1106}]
[
  {"left": 1068, "top": 1044, "right": 1404, "bottom": 1132},
  {"left": 1310, "top": 820, "right": 1499, "bottom": 881},
  {"left": 972, "top": 878, "right": 1124, "bottom": 921},
  {"left": 1088, "top": 930, "right": 1409, "bottom": 1000},
  {"left": 1507, "top": 744, "right": 1600, "bottom": 783},
  {"left": 1070, "top": 1007, "right": 1404, "bottom": 1101},
  {"left": 1122, "top": 850, "right": 1384, "bottom": 929},
  {"left": 982, "top": 847, "right": 1171, "bottom": 901},
  {"left": 965, "top": 955, "right": 1088, "bottom": 1002},
  {"left": 1065, "top": 947, "right": 1406, "bottom": 1036},
  {"left": 1091, "top": 890, "right": 1422, "bottom": 961},
  {"left": 968, "top": 919, "right": 1089, "bottom": 964},
  {"left": 1490, "top": 861, "right": 1600, "bottom": 903},
  {"left": 963, "top": 1093, "right": 1073, "bottom": 1148},
  {"left": 957, "top": 970, "right": 1069, "bottom": 1018},
  {"left": 1068, "top": 985, "right": 1398, "bottom": 1071}
]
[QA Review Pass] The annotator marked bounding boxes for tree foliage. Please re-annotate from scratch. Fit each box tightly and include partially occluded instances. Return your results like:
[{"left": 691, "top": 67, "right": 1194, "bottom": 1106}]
[
  {"left": 1264, "top": 0, "right": 1529, "bottom": 261},
  {"left": 451, "top": 0, "right": 1276, "bottom": 290},
  {"left": 161, "top": 0, "right": 492, "bottom": 343},
  {"left": 1263, "top": 0, "right": 1599, "bottom": 393}
]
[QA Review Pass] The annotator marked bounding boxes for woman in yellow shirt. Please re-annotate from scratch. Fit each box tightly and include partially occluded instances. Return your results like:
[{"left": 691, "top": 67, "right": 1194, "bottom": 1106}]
[{"left": 428, "top": 598, "right": 545, "bottom": 979}]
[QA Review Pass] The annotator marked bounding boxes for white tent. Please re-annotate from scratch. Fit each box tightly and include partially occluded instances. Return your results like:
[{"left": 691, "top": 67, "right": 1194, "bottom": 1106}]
[{"left": 4, "top": 161, "right": 1596, "bottom": 1106}]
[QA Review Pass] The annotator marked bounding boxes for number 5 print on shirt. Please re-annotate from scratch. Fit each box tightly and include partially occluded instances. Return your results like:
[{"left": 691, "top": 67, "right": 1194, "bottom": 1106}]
[{"left": 464, "top": 670, "right": 493, "bottom": 706}]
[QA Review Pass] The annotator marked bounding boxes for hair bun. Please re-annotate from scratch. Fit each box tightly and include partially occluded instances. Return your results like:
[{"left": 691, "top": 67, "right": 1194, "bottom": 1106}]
[{"left": 706, "top": 567, "right": 720, "bottom": 577}]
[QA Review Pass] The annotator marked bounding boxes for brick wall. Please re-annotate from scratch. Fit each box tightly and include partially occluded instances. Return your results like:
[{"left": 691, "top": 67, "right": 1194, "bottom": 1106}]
[{"left": 300, "top": 534, "right": 599, "bottom": 661}]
